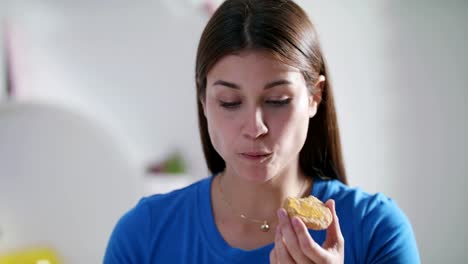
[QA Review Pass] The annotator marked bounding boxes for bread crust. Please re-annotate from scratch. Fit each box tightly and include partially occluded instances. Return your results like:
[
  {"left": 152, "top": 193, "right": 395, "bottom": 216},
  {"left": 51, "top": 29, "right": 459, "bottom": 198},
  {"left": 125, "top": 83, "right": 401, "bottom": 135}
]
[{"left": 283, "top": 195, "right": 332, "bottom": 230}]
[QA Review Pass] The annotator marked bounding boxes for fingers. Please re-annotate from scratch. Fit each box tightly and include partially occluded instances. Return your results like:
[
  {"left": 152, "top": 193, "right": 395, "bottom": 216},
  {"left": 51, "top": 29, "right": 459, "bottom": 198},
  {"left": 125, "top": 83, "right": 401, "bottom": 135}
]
[
  {"left": 323, "top": 199, "right": 345, "bottom": 252},
  {"left": 290, "top": 215, "right": 328, "bottom": 263},
  {"left": 274, "top": 224, "right": 295, "bottom": 264},
  {"left": 269, "top": 248, "right": 277, "bottom": 264},
  {"left": 274, "top": 199, "right": 345, "bottom": 264},
  {"left": 277, "top": 208, "right": 311, "bottom": 263}
]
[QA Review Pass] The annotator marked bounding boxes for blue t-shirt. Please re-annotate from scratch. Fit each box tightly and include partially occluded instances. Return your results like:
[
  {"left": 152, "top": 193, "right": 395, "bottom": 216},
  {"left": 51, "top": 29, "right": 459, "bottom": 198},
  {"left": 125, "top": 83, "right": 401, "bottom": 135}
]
[{"left": 104, "top": 176, "right": 420, "bottom": 263}]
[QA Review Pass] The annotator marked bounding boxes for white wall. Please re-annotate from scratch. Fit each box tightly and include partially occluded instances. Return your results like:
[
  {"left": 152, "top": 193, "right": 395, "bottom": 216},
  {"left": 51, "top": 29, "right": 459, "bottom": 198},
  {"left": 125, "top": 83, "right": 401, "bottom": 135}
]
[
  {"left": 4, "top": 0, "right": 209, "bottom": 178},
  {"left": 0, "top": 1, "right": 5, "bottom": 101},
  {"left": 383, "top": 2, "right": 468, "bottom": 263},
  {"left": 1, "top": 1, "right": 209, "bottom": 262},
  {"left": 0, "top": 102, "right": 142, "bottom": 263}
]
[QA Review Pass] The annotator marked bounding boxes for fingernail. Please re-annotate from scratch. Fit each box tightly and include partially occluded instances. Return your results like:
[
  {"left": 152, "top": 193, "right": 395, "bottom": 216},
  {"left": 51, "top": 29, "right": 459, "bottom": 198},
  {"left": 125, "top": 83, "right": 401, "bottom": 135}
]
[
  {"left": 292, "top": 217, "right": 301, "bottom": 228},
  {"left": 277, "top": 209, "right": 287, "bottom": 219}
]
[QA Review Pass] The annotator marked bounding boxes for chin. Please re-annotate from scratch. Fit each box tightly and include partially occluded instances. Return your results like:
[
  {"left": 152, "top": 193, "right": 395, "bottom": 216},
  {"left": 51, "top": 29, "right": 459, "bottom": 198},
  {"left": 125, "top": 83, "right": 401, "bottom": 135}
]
[{"left": 237, "top": 165, "right": 275, "bottom": 183}]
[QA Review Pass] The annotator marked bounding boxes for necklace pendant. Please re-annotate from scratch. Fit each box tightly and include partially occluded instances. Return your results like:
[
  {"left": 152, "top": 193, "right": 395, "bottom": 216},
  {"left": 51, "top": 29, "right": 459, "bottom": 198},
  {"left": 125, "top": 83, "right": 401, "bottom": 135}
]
[{"left": 260, "top": 221, "right": 270, "bottom": 232}]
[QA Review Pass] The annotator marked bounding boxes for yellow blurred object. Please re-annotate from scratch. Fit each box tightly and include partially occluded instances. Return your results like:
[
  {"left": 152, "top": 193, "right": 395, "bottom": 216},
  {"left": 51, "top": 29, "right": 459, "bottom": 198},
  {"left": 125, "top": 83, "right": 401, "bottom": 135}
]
[{"left": 0, "top": 247, "right": 62, "bottom": 264}]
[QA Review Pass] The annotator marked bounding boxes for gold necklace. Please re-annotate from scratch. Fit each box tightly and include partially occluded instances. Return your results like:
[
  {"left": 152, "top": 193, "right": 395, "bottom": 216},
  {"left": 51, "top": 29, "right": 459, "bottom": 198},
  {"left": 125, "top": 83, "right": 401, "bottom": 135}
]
[{"left": 218, "top": 174, "right": 308, "bottom": 232}]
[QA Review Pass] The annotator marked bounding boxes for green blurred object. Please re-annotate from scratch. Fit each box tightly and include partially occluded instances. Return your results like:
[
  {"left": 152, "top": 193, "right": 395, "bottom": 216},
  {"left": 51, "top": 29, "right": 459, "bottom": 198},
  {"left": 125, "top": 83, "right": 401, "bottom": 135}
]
[
  {"left": 0, "top": 246, "right": 62, "bottom": 264},
  {"left": 147, "top": 152, "right": 186, "bottom": 174},
  {"left": 164, "top": 153, "right": 186, "bottom": 174}
]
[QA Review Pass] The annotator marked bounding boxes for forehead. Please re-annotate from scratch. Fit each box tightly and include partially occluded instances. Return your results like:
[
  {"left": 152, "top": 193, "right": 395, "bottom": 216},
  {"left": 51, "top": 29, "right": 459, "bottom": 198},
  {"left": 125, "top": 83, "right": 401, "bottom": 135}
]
[{"left": 207, "top": 50, "right": 301, "bottom": 82}]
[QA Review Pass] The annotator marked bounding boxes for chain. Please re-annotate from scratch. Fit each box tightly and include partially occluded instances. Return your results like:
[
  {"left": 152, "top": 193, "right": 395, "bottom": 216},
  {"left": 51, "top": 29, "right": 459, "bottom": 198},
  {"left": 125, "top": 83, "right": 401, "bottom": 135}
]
[{"left": 217, "top": 173, "right": 308, "bottom": 231}]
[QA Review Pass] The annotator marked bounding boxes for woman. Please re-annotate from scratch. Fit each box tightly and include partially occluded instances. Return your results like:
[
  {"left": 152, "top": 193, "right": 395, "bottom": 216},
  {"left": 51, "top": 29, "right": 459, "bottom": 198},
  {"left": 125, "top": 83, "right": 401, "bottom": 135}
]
[{"left": 104, "top": 0, "right": 420, "bottom": 263}]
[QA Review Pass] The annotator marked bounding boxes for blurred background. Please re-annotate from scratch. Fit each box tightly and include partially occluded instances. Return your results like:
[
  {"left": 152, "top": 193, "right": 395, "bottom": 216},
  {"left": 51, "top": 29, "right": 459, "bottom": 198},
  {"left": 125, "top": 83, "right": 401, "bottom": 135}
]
[{"left": 0, "top": 0, "right": 466, "bottom": 263}]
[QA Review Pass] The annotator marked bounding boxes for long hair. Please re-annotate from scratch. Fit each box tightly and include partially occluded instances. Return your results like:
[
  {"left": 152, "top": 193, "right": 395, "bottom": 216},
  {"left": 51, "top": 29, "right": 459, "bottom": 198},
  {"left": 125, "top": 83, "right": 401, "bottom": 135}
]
[{"left": 195, "top": 0, "right": 348, "bottom": 184}]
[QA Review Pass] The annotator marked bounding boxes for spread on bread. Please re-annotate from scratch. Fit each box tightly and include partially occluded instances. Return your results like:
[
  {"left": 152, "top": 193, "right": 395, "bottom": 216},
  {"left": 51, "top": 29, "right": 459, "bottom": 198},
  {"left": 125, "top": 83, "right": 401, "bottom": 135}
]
[{"left": 283, "top": 195, "right": 332, "bottom": 230}]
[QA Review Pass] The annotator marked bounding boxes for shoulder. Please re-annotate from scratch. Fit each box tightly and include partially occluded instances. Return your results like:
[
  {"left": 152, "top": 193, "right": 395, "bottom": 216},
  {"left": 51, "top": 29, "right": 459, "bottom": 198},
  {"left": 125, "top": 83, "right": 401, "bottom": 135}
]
[
  {"left": 356, "top": 192, "right": 420, "bottom": 263},
  {"left": 133, "top": 177, "right": 211, "bottom": 233},
  {"left": 103, "top": 177, "right": 211, "bottom": 263},
  {"left": 318, "top": 179, "right": 420, "bottom": 263},
  {"left": 318, "top": 178, "right": 407, "bottom": 223},
  {"left": 143, "top": 176, "right": 210, "bottom": 213},
  {"left": 103, "top": 196, "right": 153, "bottom": 263}
]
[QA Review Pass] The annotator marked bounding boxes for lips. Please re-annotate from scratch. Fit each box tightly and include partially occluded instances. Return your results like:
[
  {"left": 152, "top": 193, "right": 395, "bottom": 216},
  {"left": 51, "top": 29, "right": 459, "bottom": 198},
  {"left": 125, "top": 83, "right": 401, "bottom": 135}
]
[
  {"left": 243, "top": 152, "right": 271, "bottom": 156},
  {"left": 240, "top": 151, "right": 272, "bottom": 161}
]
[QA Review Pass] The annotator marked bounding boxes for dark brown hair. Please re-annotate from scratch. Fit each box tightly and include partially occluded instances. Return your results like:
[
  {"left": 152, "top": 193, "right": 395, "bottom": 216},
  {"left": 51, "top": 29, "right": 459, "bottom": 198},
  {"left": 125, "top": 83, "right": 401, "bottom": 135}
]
[{"left": 195, "top": 0, "right": 347, "bottom": 184}]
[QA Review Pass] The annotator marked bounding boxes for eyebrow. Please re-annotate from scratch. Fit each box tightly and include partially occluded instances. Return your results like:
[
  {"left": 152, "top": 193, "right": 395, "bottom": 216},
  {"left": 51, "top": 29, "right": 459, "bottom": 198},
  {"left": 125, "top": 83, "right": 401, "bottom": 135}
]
[{"left": 212, "top": 79, "right": 293, "bottom": 90}]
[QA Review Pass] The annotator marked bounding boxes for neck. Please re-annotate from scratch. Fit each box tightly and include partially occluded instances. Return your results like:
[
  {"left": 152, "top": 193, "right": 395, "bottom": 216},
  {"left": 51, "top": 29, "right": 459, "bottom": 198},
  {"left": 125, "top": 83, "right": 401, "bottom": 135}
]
[{"left": 217, "top": 166, "right": 311, "bottom": 225}]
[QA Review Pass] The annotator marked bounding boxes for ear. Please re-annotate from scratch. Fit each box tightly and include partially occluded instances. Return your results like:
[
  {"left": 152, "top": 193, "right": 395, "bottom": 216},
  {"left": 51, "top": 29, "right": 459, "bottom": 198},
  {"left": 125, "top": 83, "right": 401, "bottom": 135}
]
[{"left": 309, "top": 75, "right": 325, "bottom": 118}]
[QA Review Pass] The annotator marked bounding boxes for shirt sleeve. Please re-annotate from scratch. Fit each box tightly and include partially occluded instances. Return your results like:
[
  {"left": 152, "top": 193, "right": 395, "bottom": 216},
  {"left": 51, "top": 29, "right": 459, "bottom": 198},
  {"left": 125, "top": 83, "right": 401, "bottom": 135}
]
[
  {"left": 103, "top": 198, "right": 152, "bottom": 264},
  {"left": 363, "top": 194, "right": 421, "bottom": 264}
]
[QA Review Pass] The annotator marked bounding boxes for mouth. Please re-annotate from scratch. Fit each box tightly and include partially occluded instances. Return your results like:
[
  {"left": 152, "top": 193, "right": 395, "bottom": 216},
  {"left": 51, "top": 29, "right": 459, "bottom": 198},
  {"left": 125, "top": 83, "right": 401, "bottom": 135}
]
[{"left": 239, "top": 152, "right": 272, "bottom": 161}]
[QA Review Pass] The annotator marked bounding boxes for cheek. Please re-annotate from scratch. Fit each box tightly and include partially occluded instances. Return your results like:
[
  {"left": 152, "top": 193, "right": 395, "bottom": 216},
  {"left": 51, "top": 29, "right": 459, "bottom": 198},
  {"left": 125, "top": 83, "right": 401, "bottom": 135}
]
[
  {"left": 205, "top": 105, "right": 239, "bottom": 155},
  {"left": 267, "top": 104, "right": 310, "bottom": 147}
]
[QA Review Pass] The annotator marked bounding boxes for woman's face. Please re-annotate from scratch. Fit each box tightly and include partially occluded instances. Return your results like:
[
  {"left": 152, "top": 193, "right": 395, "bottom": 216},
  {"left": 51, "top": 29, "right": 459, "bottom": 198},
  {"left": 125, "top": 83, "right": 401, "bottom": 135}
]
[{"left": 203, "top": 50, "right": 319, "bottom": 183}]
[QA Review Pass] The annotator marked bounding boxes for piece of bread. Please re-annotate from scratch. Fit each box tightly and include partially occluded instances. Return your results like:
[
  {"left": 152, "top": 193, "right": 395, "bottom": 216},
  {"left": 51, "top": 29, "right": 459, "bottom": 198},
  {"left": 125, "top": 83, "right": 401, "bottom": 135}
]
[{"left": 283, "top": 195, "right": 332, "bottom": 230}]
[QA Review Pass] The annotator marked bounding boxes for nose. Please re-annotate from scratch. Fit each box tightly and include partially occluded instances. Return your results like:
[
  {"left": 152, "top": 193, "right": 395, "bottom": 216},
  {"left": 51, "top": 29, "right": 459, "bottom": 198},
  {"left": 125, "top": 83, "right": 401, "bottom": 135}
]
[{"left": 242, "top": 107, "right": 268, "bottom": 139}]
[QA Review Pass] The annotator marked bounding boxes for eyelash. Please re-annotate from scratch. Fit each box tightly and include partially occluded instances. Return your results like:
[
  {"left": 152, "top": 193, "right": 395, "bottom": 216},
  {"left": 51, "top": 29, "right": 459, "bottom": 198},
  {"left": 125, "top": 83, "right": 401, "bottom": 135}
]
[
  {"left": 219, "top": 98, "right": 292, "bottom": 109},
  {"left": 220, "top": 101, "right": 241, "bottom": 109},
  {"left": 265, "top": 98, "right": 292, "bottom": 106}
]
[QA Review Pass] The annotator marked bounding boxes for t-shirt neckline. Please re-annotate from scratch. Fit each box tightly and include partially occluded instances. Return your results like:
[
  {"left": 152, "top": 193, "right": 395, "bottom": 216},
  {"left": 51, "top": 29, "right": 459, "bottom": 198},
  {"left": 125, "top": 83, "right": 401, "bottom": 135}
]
[{"left": 197, "top": 175, "right": 328, "bottom": 261}]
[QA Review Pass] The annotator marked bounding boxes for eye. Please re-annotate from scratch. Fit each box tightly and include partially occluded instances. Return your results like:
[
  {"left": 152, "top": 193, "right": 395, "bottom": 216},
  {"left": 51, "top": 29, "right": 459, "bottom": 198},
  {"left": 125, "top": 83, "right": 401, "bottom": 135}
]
[
  {"left": 219, "top": 100, "right": 241, "bottom": 109},
  {"left": 265, "top": 98, "right": 292, "bottom": 107}
]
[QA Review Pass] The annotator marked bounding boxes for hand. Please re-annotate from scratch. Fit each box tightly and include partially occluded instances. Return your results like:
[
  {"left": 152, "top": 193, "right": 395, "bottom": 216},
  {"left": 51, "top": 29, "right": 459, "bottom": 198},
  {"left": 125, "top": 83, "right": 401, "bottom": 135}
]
[{"left": 269, "top": 199, "right": 344, "bottom": 264}]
